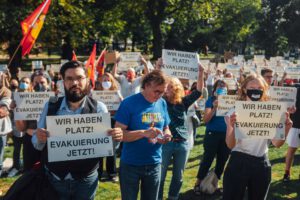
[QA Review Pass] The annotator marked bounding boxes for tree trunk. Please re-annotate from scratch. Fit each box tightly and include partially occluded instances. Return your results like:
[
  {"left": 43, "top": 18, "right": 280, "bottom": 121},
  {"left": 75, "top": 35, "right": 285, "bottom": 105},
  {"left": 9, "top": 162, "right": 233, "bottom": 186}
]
[{"left": 152, "top": 21, "right": 163, "bottom": 59}]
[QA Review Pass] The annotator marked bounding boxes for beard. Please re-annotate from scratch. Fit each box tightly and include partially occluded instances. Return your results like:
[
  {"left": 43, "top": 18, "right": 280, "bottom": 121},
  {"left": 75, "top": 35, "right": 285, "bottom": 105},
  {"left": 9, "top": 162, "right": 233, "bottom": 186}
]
[{"left": 65, "top": 85, "right": 89, "bottom": 103}]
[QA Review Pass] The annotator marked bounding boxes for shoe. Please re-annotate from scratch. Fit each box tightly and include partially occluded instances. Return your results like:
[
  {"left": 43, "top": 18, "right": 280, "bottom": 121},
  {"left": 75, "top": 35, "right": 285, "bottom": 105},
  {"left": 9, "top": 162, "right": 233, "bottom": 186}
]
[
  {"left": 109, "top": 176, "right": 119, "bottom": 183},
  {"left": 7, "top": 168, "right": 19, "bottom": 177},
  {"left": 283, "top": 173, "right": 290, "bottom": 182}
]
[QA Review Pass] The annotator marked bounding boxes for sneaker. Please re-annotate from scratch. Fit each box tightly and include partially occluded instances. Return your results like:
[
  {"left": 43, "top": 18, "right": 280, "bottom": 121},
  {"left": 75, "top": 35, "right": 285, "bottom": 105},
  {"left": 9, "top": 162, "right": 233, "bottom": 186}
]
[
  {"left": 7, "top": 168, "right": 19, "bottom": 177},
  {"left": 109, "top": 176, "right": 119, "bottom": 183},
  {"left": 283, "top": 173, "right": 290, "bottom": 182}
]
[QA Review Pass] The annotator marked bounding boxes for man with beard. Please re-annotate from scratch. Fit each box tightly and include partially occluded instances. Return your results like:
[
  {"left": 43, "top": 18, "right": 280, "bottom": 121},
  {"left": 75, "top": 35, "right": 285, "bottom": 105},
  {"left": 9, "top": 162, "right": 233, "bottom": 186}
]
[{"left": 32, "top": 61, "right": 123, "bottom": 200}]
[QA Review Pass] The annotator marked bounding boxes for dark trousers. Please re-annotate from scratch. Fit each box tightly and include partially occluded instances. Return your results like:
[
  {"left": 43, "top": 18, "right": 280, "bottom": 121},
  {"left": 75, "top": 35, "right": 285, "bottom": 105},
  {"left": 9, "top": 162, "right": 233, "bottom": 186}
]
[
  {"left": 12, "top": 135, "right": 23, "bottom": 170},
  {"left": 197, "top": 130, "right": 230, "bottom": 180},
  {"left": 223, "top": 151, "right": 271, "bottom": 200},
  {"left": 98, "top": 155, "right": 117, "bottom": 178},
  {"left": 23, "top": 133, "right": 41, "bottom": 172}
]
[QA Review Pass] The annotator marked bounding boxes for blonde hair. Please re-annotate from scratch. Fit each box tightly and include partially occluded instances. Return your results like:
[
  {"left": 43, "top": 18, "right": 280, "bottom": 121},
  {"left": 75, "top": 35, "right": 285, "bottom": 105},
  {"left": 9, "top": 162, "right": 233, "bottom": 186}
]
[
  {"left": 165, "top": 77, "right": 185, "bottom": 104},
  {"left": 238, "top": 74, "right": 269, "bottom": 101},
  {"left": 96, "top": 72, "right": 119, "bottom": 91}
]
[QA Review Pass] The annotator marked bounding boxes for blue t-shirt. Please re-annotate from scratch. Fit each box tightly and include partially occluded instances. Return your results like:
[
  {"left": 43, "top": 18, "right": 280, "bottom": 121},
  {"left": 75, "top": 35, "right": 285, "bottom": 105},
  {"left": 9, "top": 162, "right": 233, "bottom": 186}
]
[
  {"left": 115, "top": 93, "right": 170, "bottom": 165},
  {"left": 205, "top": 96, "right": 226, "bottom": 132}
]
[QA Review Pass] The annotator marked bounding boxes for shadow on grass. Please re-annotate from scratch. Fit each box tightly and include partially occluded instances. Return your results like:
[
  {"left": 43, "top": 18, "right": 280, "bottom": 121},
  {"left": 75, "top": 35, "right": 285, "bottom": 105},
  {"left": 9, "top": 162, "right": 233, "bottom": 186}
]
[
  {"left": 268, "top": 179, "right": 300, "bottom": 200},
  {"left": 180, "top": 189, "right": 223, "bottom": 200},
  {"left": 270, "top": 155, "right": 300, "bottom": 166}
]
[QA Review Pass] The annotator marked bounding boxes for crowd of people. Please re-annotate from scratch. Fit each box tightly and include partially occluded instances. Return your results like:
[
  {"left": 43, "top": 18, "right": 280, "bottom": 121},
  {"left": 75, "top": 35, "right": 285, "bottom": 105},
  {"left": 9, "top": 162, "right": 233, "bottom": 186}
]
[{"left": 0, "top": 54, "right": 299, "bottom": 200}]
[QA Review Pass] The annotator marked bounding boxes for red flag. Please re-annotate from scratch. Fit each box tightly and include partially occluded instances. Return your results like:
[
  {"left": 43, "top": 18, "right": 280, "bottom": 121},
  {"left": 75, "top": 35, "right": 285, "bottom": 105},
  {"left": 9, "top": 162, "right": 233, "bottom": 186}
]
[
  {"left": 20, "top": 0, "right": 51, "bottom": 56},
  {"left": 72, "top": 50, "right": 77, "bottom": 61},
  {"left": 85, "top": 44, "right": 97, "bottom": 88},
  {"left": 96, "top": 49, "right": 106, "bottom": 76}
]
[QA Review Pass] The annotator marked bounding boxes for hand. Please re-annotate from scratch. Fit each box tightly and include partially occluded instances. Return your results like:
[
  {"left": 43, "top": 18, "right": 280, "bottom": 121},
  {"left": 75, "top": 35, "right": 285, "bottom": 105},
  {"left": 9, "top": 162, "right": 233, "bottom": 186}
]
[
  {"left": 157, "top": 133, "right": 172, "bottom": 144},
  {"left": 287, "top": 106, "right": 296, "bottom": 114},
  {"left": 108, "top": 128, "right": 123, "bottom": 142},
  {"left": 0, "top": 106, "right": 9, "bottom": 118},
  {"left": 10, "top": 100, "right": 16, "bottom": 110},
  {"left": 36, "top": 128, "right": 49, "bottom": 143},
  {"left": 140, "top": 55, "right": 147, "bottom": 66},
  {"left": 225, "top": 112, "right": 237, "bottom": 129},
  {"left": 213, "top": 100, "right": 218, "bottom": 108},
  {"left": 143, "top": 127, "right": 162, "bottom": 139},
  {"left": 198, "top": 63, "right": 205, "bottom": 73},
  {"left": 285, "top": 112, "right": 293, "bottom": 135},
  {"left": 155, "top": 58, "right": 163, "bottom": 70}
]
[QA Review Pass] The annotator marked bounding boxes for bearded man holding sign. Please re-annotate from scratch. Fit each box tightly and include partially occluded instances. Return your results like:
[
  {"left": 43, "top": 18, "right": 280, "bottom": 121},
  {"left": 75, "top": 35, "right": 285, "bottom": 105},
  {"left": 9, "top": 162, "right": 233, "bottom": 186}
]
[{"left": 32, "top": 61, "right": 123, "bottom": 200}]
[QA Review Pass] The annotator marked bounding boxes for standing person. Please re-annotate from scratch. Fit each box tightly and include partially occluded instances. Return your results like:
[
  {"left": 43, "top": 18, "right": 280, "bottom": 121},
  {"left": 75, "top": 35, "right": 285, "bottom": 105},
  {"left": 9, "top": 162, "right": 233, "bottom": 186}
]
[
  {"left": 158, "top": 64, "right": 204, "bottom": 200},
  {"left": 32, "top": 61, "right": 123, "bottom": 200},
  {"left": 193, "top": 79, "right": 230, "bottom": 195},
  {"left": 283, "top": 87, "right": 300, "bottom": 181},
  {"left": 95, "top": 72, "right": 123, "bottom": 182},
  {"left": 15, "top": 71, "right": 50, "bottom": 172},
  {"left": 0, "top": 72, "right": 12, "bottom": 177},
  {"left": 112, "top": 55, "right": 149, "bottom": 98},
  {"left": 115, "top": 70, "right": 172, "bottom": 200},
  {"left": 223, "top": 74, "right": 293, "bottom": 200}
]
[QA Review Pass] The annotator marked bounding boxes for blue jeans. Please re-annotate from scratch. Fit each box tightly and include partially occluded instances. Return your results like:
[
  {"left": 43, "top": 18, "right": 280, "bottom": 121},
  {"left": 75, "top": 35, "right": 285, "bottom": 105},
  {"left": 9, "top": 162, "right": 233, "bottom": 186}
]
[
  {"left": 47, "top": 169, "right": 98, "bottom": 200},
  {"left": 119, "top": 161, "right": 161, "bottom": 200},
  {"left": 159, "top": 141, "right": 189, "bottom": 200},
  {"left": 0, "top": 135, "right": 7, "bottom": 173}
]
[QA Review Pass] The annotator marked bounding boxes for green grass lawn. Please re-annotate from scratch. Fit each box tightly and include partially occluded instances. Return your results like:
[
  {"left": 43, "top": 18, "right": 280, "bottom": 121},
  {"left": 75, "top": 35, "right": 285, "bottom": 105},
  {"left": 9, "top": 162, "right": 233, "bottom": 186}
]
[{"left": 1, "top": 126, "right": 300, "bottom": 199}]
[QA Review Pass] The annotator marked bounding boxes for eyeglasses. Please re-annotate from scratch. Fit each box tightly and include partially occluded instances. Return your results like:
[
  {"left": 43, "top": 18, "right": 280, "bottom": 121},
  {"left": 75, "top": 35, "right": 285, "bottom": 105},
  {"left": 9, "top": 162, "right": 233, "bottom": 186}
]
[{"left": 64, "top": 76, "right": 87, "bottom": 84}]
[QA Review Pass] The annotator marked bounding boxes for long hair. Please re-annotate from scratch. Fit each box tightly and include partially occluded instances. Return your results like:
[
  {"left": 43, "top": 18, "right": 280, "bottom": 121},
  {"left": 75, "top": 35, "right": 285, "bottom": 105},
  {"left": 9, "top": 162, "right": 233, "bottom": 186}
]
[
  {"left": 238, "top": 74, "right": 269, "bottom": 101},
  {"left": 212, "top": 79, "right": 228, "bottom": 97},
  {"left": 165, "top": 77, "right": 185, "bottom": 104},
  {"left": 96, "top": 72, "right": 119, "bottom": 91}
]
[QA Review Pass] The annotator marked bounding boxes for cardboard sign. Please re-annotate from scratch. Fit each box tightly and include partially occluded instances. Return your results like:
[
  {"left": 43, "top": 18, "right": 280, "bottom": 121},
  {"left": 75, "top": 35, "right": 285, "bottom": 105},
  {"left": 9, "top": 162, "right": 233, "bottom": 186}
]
[
  {"left": 14, "top": 92, "right": 55, "bottom": 120},
  {"left": 223, "top": 78, "right": 238, "bottom": 90},
  {"left": 46, "top": 113, "right": 113, "bottom": 162},
  {"left": 105, "top": 51, "right": 120, "bottom": 64},
  {"left": 32, "top": 60, "right": 43, "bottom": 70},
  {"left": 91, "top": 90, "right": 121, "bottom": 111},
  {"left": 216, "top": 95, "right": 238, "bottom": 116},
  {"left": 50, "top": 64, "right": 61, "bottom": 73},
  {"left": 285, "top": 67, "right": 300, "bottom": 79},
  {"left": 161, "top": 49, "right": 199, "bottom": 80},
  {"left": 235, "top": 101, "right": 287, "bottom": 139},
  {"left": 224, "top": 51, "right": 235, "bottom": 61},
  {"left": 269, "top": 86, "right": 297, "bottom": 107}
]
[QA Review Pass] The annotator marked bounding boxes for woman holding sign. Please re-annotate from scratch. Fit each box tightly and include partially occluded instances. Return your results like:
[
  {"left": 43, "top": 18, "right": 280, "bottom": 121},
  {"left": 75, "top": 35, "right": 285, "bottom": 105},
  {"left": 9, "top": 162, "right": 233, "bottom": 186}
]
[
  {"left": 94, "top": 72, "right": 123, "bottom": 182},
  {"left": 223, "top": 74, "right": 293, "bottom": 200},
  {"left": 193, "top": 79, "right": 230, "bottom": 195}
]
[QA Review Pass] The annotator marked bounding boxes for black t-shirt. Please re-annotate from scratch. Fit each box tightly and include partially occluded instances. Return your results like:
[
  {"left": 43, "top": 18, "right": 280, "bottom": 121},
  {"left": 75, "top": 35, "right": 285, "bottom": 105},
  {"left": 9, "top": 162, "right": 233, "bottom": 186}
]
[{"left": 291, "top": 88, "right": 300, "bottom": 128}]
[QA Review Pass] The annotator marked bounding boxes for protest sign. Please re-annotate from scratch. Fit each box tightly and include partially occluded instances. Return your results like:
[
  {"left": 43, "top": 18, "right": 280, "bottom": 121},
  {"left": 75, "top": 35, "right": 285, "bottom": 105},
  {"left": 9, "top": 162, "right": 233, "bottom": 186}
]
[
  {"left": 269, "top": 86, "right": 297, "bottom": 107},
  {"left": 18, "top": 71, "right": 32, "bottom": 78},
  {"left": 161, "top": 49, "right": 199, "bottom": 80},
  {"left": 50, "top": 64, "right": 61, "bottom": 73},
  {"left": 197, "top": 98, "right": 206, "bottom": 111},
  {"left": 47, "top": 113, "right": 113, "bottom": 162},
  {"left": 91, "top": 90, "right": 121, "bottom": 111},
  {"left": 105, "top": 51, "right": 120, "bottom": 64},
  {"left": 216, "top": 95, "right": 238, "bottom": 116},
  {"left": 0, "top": 64, "right": 8, "bottom": 72},
  {"left": 223, "top": 78, "right": 238, "bottom": 90},
  {"left": 285, "top": 66, "right": 300, "bottom": 79},
  {"left": 14, "top": 92, "right": 55, "bottom": 120},
  {"left": 225, "top": 64, "right": 240, "bottom": 77},
  {"left": 118, "top": 52, "right": 141, "bottom": 71},
  {"left": 32, "top": 60, "right": 43, "bottom": 70},
  {"left": 235, "top": 101, "right": 286, "bottom": 139}
]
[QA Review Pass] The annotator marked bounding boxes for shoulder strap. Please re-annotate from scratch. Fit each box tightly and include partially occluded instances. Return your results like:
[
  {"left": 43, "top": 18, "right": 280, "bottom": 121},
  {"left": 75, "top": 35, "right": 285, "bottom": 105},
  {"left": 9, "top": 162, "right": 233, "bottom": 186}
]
[
  {"left": 47, "top": 96, "right": 64, "bottom": 116},
  {"left": 82, "top": 96, "right": 98, "bottom": 114}
]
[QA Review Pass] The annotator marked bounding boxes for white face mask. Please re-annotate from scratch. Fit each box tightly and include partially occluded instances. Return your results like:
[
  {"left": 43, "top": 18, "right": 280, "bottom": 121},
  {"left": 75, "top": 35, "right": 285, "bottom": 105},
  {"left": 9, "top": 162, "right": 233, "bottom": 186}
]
[{"left": 102, "top": 81, "right": 112, "bottom": 90}]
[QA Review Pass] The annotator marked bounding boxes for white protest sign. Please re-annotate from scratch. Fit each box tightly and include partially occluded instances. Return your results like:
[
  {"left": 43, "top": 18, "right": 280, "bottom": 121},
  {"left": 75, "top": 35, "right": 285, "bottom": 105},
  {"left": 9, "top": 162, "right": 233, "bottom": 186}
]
[
  {"left": 32, "top": 60, "right": 43, "bottom": 69},
  {"left": 18, "top": 71, "right": 32, "bottom": 78},
  {"left": 91, "top": 90, "right": 121, "bottom": 111},
  {"left": 118, "top": 52, "right": 141, "bottom": 72},
  {"left": 50, "top": 64, "right": 61, "bottom": 73},
  {"left": 197, "top": 98, "right": 206, "bottom": 111},
  {"left": 0, "top": 64, "right": 8, "bottom": 72},
  {"left": 47, "top": 113, "right": 113, "bottom": 162},
  {"left": 285, "top": 67, "right": 300, "bottom": 79},
  {"left": 269, "top": 86, "right": 297, "bottom": 107},
  {"left": 14, "top": 92, "right": 55, "bottom": 120},
  {"left": 216, "top": 95, "right": 238, "bottom": 116},
  {"left": 223, "top": 78, "right": 238, "bottom": 90},
  {"left": 161, "top": 49, "right": 199, "bottom": 80},
  {"left": 225, "top": 64, "right": 241, "bottom": 77},
  {"left": 235, "top": 101, "right": 286, "bottom": 139}
]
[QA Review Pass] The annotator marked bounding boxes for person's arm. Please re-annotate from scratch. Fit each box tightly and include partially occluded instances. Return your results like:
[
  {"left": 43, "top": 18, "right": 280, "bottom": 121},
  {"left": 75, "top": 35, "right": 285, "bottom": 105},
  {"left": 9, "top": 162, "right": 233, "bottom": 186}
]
[
  {"left": 112, "top": 58, "right": 120, "bottom": 79},
  {"left": 114, "top": 121, "right": 161, "bottom": 142},
  {"left": 140, "top": 56, "right": 149, "bottom": 75},
  {"left": 271, "top": 112, "right": 293, "bottom": 147},
  {"left": 157, "top": 126, "right": 172, "bottom": 144},
  {"left": 225, "top": 112, "right": 236, "bottom": 149},
  {"left": 203, "top": 99, "right": 218, "bottom": 124},
  {"left": 196, "top": 63, "right": 204, "bottom": 92},
  {"left": 15, "top": 120, "right": 27, "bottom": 132},
  {"left": 32, "top": 102, "right": 49, "bottom": 150},
  {"left": 278, "top": 72, "right": 287, "bottom": 86}
]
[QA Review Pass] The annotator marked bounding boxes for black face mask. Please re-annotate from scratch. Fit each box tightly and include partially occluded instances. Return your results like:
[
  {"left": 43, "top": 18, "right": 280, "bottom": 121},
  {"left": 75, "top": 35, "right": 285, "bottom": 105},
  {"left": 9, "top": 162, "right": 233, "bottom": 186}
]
[
  {"left": 11, "top": 85, "right": 18, "bottom": 91},
  {"left": 246, "top": 89, "right": 263, "bottom": 101},
  {"left": 34, "top": 84, "right": 47, "bottom": 92}
]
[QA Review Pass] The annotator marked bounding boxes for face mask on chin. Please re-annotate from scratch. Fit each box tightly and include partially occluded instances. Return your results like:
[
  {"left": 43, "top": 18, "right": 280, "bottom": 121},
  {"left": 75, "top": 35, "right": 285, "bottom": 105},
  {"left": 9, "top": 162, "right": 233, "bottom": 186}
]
[
  {"left": 246, "top": 89, "right": 263, "bottom": 101},
  {"left": 34, "top": 83, "right": 47, "bottom": 92}
]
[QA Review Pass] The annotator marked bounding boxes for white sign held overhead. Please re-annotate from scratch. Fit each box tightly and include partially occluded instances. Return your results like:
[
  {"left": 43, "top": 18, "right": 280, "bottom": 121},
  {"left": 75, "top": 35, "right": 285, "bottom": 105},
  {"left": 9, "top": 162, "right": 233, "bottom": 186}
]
[
  {"left": 161, "top": 49, "right": 199, "bottom": 80},
  {"left": 32, "top": 60, "right": 43, "bottom": 69},
  {"left": 235, "top": 101, "right": 287, "bottom": 140},
  {"left": 269, "top": 86, "right": 297, "bottom": 107},
  {"left": 91, "top": 90, "right": 122, "bottom": 111},
  {"left": 47, "top": 113, "right": 113, "bottom": 162}
]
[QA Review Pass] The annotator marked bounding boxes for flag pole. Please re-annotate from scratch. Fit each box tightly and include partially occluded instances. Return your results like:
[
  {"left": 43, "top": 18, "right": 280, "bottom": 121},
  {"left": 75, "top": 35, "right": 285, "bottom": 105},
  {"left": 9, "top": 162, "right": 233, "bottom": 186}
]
[{"left": 8, "top": 0, "right": 50, "bottom": 68}]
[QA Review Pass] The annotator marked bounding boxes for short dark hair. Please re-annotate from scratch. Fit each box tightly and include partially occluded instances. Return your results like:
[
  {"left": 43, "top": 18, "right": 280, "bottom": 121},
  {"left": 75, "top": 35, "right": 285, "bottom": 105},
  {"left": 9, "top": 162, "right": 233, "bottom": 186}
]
[
  {"left": 60, "top": 61, "right": 87, "bottom": 79},
  {"left": 141, "top": 70, "right": 167, "bottom": 89},
  {"left": 30, "top": 70, "right": 50, "bottom": 84},
  {"left": 261, "top": 68, "right": 273, "bottom": 76},
  {"left": 212, "top": 79, "right": 228, "bottom": 95}
]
